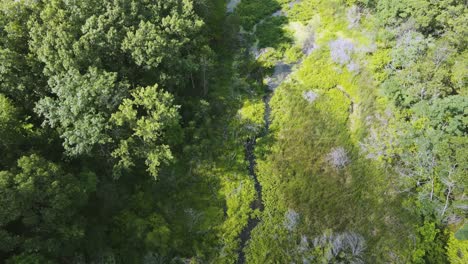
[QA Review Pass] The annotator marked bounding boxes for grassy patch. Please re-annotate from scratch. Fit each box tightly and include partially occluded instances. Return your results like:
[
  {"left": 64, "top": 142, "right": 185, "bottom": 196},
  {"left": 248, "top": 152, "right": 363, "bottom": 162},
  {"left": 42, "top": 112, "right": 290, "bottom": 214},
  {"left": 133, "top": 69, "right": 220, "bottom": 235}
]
[{"left": 235, "top": 0, "right": 281, "bottom": 30}]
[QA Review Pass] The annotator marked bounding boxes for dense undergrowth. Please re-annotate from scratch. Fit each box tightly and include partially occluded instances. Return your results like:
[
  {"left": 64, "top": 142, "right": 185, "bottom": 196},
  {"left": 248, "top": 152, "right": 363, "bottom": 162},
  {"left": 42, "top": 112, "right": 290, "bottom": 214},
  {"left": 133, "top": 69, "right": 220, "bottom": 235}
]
[
  {"left": 0, "top": 0, "right": 466, "bottom": 263},
  {"left": 232, "top": 0, "right": 467, "bottom": 263}
]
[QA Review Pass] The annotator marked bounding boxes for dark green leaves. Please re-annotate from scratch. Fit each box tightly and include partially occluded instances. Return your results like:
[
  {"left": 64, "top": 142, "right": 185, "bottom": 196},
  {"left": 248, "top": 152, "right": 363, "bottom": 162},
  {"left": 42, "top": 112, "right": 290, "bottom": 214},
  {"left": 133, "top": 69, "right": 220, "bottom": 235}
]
[{"left": 0, "top": 154, "right": 96, "bottom": 257}]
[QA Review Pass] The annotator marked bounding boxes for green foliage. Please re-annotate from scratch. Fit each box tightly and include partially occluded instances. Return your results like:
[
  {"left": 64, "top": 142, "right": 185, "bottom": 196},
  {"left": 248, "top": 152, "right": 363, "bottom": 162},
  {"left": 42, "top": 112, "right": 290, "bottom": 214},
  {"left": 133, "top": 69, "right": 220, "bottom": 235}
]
[
  {"left": 0, "top": 0, "right": 225, "bottom": 262},
  {"left": 6, "top": 253, "right": 54, "bottom": 264},
  {"left": 0, "top": 94, "right": 23, "bottom": 147},
  {"left": 238, "top": 0, "right": 467, "bottom": 263},
  {"left": 0, "top": 0, "right": 466, "bottom": 263},
  {"left": 374, "top": 0, "right": 467, "bottom": 35},
  {"left": 121, "top": 0, "right": 207, "bottom": 86},
  {"left": 356, "top": 1, "right": 468, "bottom": 263},
  {"left": 368, "top": 48, "right": 391, "bottom": 82},
  {"left": 235, "top": 0, "right": 281, "bottom": 30},
  {"left": 455, "top": 224, "right": 468, "bottom": 241},
  {"left": 29, "top": 0, "right": 210, "bottom": 91},
  {"left": 367, "top": 1, "right": 467, "bottom": 237},
  {"left": 242, "top": 7, "right": 416, "bottom": 259},
  {"left": 390, "top": 31, "right": 429, "bottom": 69},
  {"left": 411, "top": 221, "right": 448, "bottom": 264},
  {"left": 256, "top": 48, "right": 282, "bottom": 69},
  {"left": 447, "top": 230, "right": 468, "bottom": 263},
  {"left": 284, "top": 46, "right": 304, "bottom": 63},
  {"left": 256, "top": 16, "right": 291, "bottom": 49},
  {"left": 35, "top": 68, "right": 127, "bottom": 156},
  {"left": 109, "top": 189, "right": 172, "bottom": 261},
  {"left": 0, "top": 1, "right": 45, "bottom": 110},
  {"left": 411, "top": 96, "right": 468, "bottom": 136},
  {"left": 235, "top": 99, "right": 266, "bottom": 137},
  {"left": 111, "top": 85, "right": 181, "bottom": 179},
  {"left": 0, "top": 154, "right": 96, "bottom": 260}
]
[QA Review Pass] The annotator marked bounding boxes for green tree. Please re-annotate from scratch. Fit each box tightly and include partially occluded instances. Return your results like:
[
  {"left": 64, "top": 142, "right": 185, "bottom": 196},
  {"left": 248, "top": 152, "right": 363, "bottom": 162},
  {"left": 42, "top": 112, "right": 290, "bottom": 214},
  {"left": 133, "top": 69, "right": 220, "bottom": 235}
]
[
  {"left": 0, "top": 154, "right": 96, "bottom": 261},
  {"left": 122, "top": 0, "right": 207, "bottom": 90},
  {"left": 0, "top": 0, "right": 45, "bottom": 110},
  {"left": 29, "top": 0, "right": 210, "bottom": 91},
  {"left": 35, "top": 67, "right": 128, "bottom": 156},
  {"left": 111, "top": 85, "right": 182, "bottom": 179},
  {"left": 0, "top": 94, "right": 22, "bottom": 147},
  {"left": 0, "top": 94, "right": 29, "bottom": 168}
]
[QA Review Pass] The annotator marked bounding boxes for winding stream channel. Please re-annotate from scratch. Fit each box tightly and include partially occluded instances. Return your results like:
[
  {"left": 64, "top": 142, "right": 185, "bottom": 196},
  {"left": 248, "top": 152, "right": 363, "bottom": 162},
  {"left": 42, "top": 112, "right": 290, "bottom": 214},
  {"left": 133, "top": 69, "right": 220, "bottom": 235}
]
[
  {"left": 228, "top": 1, "right": 299, "bottom": 262},
  {"left": 237, "top": 136, "right": 264, "bottom": 264}
]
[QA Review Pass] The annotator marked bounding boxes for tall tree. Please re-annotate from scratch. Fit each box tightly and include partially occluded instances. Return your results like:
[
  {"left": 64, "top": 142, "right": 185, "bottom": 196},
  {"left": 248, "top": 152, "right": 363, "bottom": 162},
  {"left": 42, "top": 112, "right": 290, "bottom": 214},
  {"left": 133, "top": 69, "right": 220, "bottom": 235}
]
[
  {"left": 35, "top": 67, "right": 128, "bottom": 156},
  {"left": 111, "top": 85, "right": 181, "bottom": 179},
  {"left": 0, "top": 154, "right": 96, "bottom": 261}
]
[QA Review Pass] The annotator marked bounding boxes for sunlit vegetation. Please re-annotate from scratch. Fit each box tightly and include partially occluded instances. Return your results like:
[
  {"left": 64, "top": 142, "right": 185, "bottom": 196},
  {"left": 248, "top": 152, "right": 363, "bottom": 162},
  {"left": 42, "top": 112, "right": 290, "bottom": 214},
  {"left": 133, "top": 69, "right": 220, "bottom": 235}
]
[{"left": 0, "top": 0, "right": 466, "bottom": 263}]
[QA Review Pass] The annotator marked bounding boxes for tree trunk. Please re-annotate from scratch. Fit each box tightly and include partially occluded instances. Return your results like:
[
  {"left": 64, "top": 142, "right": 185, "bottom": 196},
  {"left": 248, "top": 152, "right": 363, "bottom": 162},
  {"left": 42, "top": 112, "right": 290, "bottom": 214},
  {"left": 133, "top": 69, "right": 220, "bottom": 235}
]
[
  {"left": 430, "top": 178, "right": 434, "bottom": 201},
  {"left": 441, "top": 186, "right": 452, "bottom": 217},
  {"left": 191, "top": 73, "right": 196, "bottom": 91}
]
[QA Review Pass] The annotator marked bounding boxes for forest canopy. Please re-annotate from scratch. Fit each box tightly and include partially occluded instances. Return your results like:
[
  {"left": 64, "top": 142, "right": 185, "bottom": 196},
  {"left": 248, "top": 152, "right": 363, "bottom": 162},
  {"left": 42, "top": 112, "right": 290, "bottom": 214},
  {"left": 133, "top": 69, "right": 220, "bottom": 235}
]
[{"left": 0, "top": 0, "right": 466, "bottom": 263}]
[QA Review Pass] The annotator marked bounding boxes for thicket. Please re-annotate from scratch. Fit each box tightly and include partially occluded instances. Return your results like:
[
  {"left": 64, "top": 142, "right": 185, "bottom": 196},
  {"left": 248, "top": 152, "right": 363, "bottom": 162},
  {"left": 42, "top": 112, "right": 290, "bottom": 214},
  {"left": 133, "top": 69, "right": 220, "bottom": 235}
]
[
  {"left": 0, "top": 0, "right": 258, "bottom": 262},
  {"left": 231, "top": 0, "right": 467, "bottom": 263},
  {"left": 0, "top": 0, "right": 466, "bottom": 263}
]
